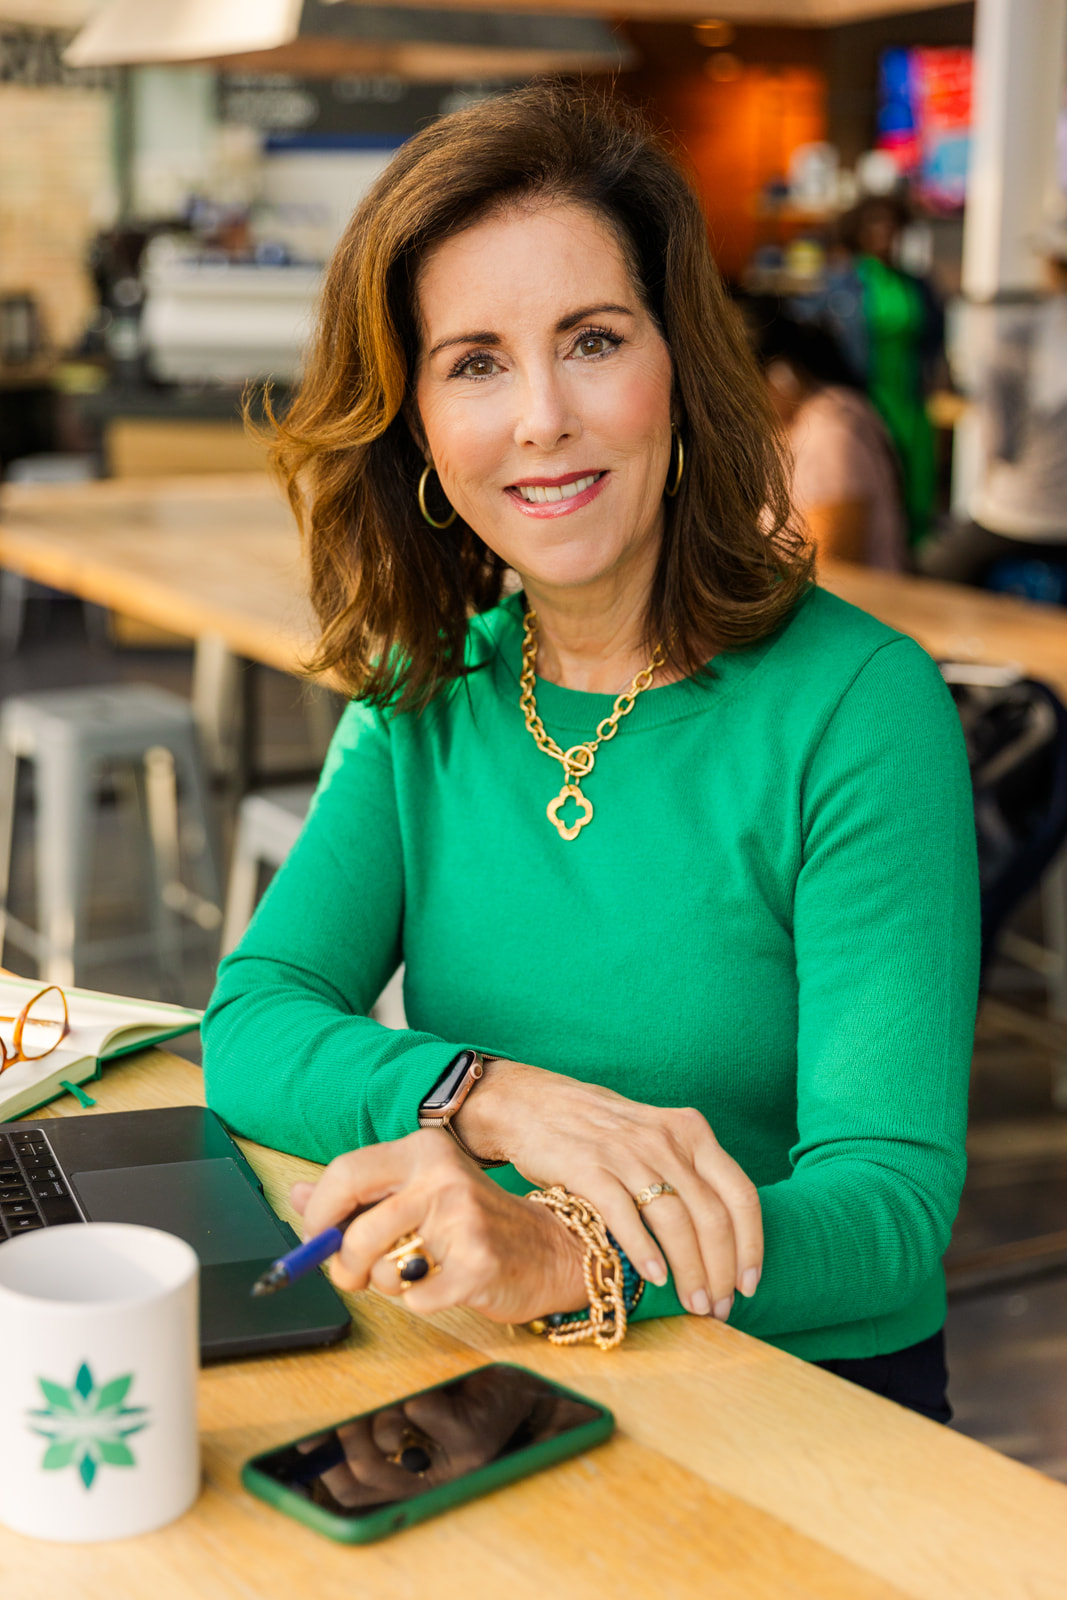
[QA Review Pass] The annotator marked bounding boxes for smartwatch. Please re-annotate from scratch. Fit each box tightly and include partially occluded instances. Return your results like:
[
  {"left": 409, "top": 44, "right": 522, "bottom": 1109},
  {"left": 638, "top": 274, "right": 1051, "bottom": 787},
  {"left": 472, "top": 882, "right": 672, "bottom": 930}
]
[{"left": 417, "top": 1050, "right": 506, "bottom": 1169}]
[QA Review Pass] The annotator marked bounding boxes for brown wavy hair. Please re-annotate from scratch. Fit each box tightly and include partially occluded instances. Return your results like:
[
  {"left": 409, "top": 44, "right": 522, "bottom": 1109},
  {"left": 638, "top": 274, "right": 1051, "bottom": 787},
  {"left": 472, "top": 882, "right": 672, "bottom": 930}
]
[{"left": 266, "top": 80, "right": 812, "bottom": 710}]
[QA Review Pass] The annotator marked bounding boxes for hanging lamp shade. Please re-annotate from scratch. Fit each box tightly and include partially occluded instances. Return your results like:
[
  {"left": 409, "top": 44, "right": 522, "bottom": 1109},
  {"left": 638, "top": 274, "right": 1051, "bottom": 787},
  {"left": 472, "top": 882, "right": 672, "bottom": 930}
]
[
  {"left": 0, "top": 1, "right": 105, "bottom": 19},
  {"left": 358, "top": 0, "right": 968, "bottom": 13},
  {"left": 63, "top": 0, "right": 634, "bottom": 80}
]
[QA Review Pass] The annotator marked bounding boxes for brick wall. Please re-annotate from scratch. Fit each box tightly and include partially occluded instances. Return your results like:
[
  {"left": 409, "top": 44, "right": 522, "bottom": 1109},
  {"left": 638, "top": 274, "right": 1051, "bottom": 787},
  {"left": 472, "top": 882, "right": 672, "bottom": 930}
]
[{"left": 0, "top": 85, "right": 114, "bottom": 351}]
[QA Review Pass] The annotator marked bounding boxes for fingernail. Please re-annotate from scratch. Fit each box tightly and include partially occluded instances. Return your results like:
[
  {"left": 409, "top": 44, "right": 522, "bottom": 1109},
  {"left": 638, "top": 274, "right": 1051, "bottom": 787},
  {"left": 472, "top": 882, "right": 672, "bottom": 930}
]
[
  {"left": 643, "top": 1259, "right": 668, "bottom": 1287},
  {"left": 690, "top": 1288, "right": 711, "bottom": 1315},
  {"left": 740, "top": 1267, "right": 761, "bottom": 1298},
  {"left": 714, "top": 1297, "right": 734, "bottom": 1321}
]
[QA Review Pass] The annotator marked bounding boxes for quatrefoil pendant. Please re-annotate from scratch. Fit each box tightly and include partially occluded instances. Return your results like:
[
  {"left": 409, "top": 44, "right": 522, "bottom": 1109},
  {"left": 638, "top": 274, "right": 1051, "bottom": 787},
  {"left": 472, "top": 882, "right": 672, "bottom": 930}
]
[{"left": 547, "top": 782, "right": 594, "bottom": 840}]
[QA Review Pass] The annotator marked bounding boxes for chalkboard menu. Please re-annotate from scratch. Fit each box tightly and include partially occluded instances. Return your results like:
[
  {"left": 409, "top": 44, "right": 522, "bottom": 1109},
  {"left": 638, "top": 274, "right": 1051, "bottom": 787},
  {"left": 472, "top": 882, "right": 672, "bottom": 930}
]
[{"left": 219, "top": 73, "right": 513, "bottom": 141}]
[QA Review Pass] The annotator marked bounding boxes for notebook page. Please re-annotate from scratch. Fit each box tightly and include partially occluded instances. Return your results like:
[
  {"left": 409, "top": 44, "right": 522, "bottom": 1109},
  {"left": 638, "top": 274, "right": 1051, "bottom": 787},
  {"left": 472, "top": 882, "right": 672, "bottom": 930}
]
[{"left": 0, "top": 979, "right": 199, "bottom": 1102}]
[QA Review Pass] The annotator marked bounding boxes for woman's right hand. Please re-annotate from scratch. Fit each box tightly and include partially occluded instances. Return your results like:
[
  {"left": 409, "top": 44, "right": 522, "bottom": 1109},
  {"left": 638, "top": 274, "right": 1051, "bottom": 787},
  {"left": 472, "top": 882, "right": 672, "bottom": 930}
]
[
  {"left": 299, "top": 1368, "right": 551, "bottom": 1510},
  {"left": 453, "top": 1059, "right": 763, "bottom": 1321}
]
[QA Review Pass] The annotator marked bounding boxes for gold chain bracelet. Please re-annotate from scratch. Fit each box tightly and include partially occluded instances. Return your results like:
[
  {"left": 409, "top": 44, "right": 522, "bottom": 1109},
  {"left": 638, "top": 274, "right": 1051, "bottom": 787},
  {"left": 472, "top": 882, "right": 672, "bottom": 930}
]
[{"left": 526, "top": 1186, "right": 628, "bottom": 1350}]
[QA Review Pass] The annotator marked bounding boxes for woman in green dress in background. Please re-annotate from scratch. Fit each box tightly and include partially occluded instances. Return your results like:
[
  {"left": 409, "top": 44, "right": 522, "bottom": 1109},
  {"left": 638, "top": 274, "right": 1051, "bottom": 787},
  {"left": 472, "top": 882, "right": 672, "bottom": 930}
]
[{"left": 801, "top": 196, "right": 943, "bottom": 547}]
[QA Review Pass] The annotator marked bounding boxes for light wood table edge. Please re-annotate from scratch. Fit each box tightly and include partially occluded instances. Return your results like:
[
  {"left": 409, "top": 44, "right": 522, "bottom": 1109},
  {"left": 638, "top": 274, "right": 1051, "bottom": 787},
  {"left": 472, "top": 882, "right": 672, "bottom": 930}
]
[
  {"left": 0, "top": 522, "right": 306, "bottom": 677},
  {"left": 0, "top": 1048, "right": 913, "bottom": 1600},
  {"left": 0, "top": 473, "right": 312, "bottom": 676},
  {"left": 5, "top": 1045, "right": 1064, "bottom": 1600}
]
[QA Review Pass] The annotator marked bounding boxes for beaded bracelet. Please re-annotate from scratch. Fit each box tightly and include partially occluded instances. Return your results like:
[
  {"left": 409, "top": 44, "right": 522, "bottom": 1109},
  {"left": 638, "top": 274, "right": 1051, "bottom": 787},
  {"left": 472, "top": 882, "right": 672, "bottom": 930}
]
[{"left": 526, "top": 1187, "right": 643, "bottom": 1350}]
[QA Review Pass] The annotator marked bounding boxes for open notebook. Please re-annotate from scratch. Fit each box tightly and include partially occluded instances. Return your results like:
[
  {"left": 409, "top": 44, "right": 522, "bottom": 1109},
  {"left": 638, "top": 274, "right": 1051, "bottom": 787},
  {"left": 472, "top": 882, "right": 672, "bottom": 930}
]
[{"left": 0, "top": 976, "right": 201, "bottom": 1123}]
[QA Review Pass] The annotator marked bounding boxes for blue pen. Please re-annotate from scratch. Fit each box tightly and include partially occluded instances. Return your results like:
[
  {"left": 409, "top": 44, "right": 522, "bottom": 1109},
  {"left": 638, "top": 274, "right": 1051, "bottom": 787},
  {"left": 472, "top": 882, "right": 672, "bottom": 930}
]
[{"left": 251, "top": 1206, "right": 369, "bottom": 1297}]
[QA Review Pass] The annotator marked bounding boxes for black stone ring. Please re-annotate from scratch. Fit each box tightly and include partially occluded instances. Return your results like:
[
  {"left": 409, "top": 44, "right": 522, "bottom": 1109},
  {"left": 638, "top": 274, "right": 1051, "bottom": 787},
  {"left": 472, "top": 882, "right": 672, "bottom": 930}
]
[
  {"left": 386, "top": 1426, "right": 435, "bottom": 1474},
  {"left": 383, "top": 1232, "right": 441, "bottom": 1292}
]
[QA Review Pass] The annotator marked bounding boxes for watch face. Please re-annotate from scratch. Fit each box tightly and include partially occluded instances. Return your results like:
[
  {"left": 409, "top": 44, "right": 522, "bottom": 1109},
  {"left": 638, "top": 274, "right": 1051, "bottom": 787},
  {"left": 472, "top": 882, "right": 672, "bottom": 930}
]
[{"left": 421, "top": 1051, "right": 477, "bottom": 1113}]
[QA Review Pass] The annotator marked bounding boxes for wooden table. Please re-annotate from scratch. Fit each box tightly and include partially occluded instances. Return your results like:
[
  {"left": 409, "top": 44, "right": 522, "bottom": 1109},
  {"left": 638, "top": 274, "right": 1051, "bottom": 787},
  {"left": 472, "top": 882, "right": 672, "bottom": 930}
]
[
  {"left": 0, "top": 472, "right": 312, "bottom": 675},
  {"left": 0, "top": 473, "right": 321, "bottom": 786},
  {"left": 1, "top": 1050, "right": 1065, "bottom": 1600},
  {"left": 4, "top": 474, "right": 1067, "bottom": 699},
  {"left": 822, "top": 559, "right": 1067, "bottom": 702}
]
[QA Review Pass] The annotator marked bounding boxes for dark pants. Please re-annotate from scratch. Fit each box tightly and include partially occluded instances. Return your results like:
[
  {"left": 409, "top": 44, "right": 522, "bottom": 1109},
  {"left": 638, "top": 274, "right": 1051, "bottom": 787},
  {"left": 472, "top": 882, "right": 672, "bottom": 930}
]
[
  {"left": 816, "top": 1329, "right": 951, "bottom": 1424},
  {"left": 918, "top": 519, "right": 1067, "bottom": 587}
]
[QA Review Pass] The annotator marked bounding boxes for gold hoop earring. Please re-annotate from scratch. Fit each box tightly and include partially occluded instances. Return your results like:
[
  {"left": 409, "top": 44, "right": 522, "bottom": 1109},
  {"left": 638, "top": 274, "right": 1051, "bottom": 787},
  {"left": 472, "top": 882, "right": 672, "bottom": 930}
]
[
  {"left": 665, "top": 426, "right": 685, "bottom": 499},
  {"left": 418, "top": 463, "right": 457, "bottom": 529}
]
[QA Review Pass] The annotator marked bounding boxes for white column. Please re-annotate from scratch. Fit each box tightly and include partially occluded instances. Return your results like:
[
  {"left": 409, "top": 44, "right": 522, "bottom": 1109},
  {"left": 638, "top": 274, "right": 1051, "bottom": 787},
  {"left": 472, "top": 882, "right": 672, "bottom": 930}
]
[
  {"left": 962, "top": 0, "right": 1067, "bottom": 299},
  {"left": 131, "top": 66, "right": 219, "bottom": 220},
  {"left": 952, "top": 0, "right": 1067, "bottom": 513}
]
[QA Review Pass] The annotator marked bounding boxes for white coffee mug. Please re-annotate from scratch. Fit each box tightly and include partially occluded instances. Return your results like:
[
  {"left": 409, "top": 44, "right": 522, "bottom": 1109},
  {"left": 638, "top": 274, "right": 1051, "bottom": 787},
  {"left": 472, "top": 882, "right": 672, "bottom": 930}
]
[{"left": 0, "top": 1222, "right": 200, "bottom": 1541}]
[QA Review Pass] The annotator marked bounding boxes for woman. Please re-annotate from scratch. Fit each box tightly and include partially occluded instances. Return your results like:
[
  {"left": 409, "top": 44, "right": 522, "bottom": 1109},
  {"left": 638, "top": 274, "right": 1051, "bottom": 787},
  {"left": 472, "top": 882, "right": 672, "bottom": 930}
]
[
  {"left": 755, "top": 310, "right": 909, "bottom": 571},
  {"left": 805, "top": 196, "right": 943, "bottom": 548},
  {"left": 204, "top": 85, "right": 978, "bottom": 1416}
]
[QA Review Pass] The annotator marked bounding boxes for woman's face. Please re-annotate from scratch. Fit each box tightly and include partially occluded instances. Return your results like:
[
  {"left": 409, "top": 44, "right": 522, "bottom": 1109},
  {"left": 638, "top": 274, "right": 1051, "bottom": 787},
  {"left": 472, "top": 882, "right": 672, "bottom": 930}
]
[
  {"left": 856, "top": 203, "right": 899, "bottom": 262},
  {"left": 414, "top": 200, "right": 674, "bottom": 602}
]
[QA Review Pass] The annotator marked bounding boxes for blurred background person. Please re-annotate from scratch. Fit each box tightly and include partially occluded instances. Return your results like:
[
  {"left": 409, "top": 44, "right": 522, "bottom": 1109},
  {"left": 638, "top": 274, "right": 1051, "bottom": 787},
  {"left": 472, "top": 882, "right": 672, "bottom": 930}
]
[
  {"left": 753, "top": 307, "right": 908, "bottom": 570},
  {"left": 800, "top": 195, "right": 944, "bottom": 549},
  {"left": 920, "top": 224, "right": 1067, "bottom": 588}
]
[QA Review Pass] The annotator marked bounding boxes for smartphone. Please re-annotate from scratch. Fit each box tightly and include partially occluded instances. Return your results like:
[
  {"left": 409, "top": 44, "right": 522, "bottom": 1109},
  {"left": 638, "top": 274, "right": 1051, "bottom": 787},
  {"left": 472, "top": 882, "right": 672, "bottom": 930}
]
[{"left": 241, "top": 1362, "right": 614, "bottom": 1543}]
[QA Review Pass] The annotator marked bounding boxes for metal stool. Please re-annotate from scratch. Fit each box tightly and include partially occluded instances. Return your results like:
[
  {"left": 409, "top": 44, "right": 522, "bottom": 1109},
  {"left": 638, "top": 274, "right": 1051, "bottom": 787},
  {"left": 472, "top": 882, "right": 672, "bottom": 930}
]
[
  {"left": 221, "top": 783, "right": 405, "bottom": 1027},
  {"left": 220, "top": 784, "right": 315, "bottom": 956},
  {"left": 0, "top": 684, "right": 222, "bottom": 987},
  {"left": 0, "top": 454, "right": 98, "bottom": 657}
]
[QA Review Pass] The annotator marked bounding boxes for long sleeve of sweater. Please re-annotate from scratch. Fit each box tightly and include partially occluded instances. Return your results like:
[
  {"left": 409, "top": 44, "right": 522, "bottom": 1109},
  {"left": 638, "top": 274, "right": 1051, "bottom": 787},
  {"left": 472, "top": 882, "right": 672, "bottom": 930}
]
[
  {"left": 203, "top": 712, "right": 467, "bottom": 1162},
  {"left": 721, "top": 640, "right": 979, "bottom": 1348}
]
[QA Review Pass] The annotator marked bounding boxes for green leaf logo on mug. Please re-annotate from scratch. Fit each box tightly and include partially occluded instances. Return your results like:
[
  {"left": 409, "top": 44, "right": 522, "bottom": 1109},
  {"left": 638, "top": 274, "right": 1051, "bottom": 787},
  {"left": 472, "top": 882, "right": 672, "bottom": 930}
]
[{"left": 27, "top": 1361, "right": 150, "bottom": 1489}]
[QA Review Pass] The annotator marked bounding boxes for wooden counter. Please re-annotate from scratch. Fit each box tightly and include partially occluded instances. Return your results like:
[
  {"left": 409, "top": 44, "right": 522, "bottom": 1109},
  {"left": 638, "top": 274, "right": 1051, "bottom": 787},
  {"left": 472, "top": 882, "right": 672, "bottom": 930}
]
[
  {"left": 0, "top": 472, "right": 312, "bottom": 675},
  {"left": 823, "top": 559, "right": 1067, "bottom": 701},
  {"left": 0, "top": 1049, "right": 1064, "bottom": 1600},
  {"left": 3, "top": 475, "right": 1067, "bottom": 701}
]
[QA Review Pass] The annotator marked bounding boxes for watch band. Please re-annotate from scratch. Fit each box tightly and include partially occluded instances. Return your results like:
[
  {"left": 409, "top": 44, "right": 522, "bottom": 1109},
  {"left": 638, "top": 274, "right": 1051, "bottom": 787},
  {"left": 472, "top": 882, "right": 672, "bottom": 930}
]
[
  {"left": 417, "top": 1050, "right": 507, "bottom": 1170},
  {"left": 439, "top": 1114, "right": 506, "bottom": 1170}
]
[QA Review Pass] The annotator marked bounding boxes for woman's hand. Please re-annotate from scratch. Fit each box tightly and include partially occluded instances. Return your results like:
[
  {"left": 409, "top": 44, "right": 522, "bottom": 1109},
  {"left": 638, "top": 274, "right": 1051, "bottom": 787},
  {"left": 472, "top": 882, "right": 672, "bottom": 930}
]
[
  {"left": 297, "top": 1368, "right": 550, "bottom": 1510},
  {"left": 291, "top": 1129, "right": 585, "bottom": 1325},
  {"left": 453, "top": 1061, "right": 762, "bottom": 1321}
]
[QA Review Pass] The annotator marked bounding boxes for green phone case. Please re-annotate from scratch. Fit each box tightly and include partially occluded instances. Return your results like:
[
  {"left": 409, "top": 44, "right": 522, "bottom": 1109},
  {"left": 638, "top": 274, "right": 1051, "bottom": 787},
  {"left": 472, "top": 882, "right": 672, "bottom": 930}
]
[{"left": 240, "top": 1362, "right": 615, "bottom": 1544}]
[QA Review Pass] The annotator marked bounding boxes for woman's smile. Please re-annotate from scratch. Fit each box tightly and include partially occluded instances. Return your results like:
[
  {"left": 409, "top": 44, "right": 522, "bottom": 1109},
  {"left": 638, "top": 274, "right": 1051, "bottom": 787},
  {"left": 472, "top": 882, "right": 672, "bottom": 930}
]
[{"left": 505, "top": 469, "right": 609, "bottom": 516}]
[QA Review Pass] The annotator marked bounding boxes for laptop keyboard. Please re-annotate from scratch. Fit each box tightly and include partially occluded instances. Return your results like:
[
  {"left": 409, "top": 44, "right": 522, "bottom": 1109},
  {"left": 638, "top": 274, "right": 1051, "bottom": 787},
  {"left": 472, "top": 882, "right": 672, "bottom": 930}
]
[{"left": 0, "top": 1128, "right": 82, "bottom": 1238}]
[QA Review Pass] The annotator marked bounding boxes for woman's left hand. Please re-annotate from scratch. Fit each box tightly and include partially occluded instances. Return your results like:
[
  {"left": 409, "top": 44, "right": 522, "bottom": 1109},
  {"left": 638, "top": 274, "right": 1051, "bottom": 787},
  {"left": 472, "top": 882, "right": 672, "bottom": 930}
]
[{"left": 290, "top": 1129, "right": 585, "bottom": 1326}]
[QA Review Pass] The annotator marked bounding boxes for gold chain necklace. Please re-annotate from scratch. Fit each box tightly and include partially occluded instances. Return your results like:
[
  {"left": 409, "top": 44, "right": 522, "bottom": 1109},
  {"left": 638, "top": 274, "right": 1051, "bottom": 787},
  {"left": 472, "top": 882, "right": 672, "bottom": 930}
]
[{"left": 519, "top": 610, "right": 666, "bottom": 840}]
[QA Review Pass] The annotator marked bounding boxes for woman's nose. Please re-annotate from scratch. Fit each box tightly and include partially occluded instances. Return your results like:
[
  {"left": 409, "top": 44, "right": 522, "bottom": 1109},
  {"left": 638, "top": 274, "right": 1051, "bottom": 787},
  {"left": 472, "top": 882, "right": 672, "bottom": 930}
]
[{"left": 513, "top": 372, "right": 579, "bottom": 451}]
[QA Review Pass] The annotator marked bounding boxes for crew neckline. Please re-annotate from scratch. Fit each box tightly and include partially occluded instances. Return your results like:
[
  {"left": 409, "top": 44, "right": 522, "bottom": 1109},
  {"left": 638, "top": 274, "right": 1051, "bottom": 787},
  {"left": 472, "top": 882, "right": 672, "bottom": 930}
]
[{"left": 477, "top": 590, "right": 795, "bottom": 734}]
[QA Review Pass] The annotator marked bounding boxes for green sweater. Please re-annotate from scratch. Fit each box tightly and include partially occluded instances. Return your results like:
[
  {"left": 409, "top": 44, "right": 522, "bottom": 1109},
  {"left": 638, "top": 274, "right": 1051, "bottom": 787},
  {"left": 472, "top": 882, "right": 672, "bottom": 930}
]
[{"left": 203, "top": 586, "right": 979, "bottom": 1361}]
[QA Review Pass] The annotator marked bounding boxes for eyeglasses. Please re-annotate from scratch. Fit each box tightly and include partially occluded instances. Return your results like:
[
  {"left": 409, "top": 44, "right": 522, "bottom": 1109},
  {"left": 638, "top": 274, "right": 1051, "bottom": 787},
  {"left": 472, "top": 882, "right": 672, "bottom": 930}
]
[{"left": 0, "top": 985, "right": 70, "bottom": 1076}]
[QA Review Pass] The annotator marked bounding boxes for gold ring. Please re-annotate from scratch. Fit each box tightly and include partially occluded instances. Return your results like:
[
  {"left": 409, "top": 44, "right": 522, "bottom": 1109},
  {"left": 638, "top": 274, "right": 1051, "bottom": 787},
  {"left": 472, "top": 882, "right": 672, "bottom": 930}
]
[
  {"left": 383, "top": 1232, "right": 441, "bottom": 1291},
  {"left": 633, "top": 1182, "right": 678, "bottom": 1210}
]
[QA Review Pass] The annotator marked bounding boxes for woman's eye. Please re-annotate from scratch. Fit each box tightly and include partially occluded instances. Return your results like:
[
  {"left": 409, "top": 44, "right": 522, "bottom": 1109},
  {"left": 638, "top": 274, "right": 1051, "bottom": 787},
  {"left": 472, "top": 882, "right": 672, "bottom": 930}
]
[
  {"left": 573, "top": 332, "right": 619, "bottom": 359},
  {"left": 457, "top": 353, "right": 500, "bottom": 378}
]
